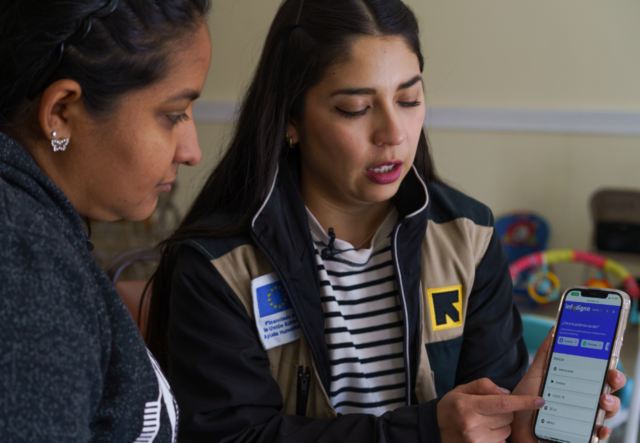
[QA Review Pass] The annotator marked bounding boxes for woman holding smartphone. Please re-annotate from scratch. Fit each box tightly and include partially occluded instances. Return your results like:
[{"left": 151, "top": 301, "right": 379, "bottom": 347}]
[
  {"left": 0, "top": 0, "right": 210, "bottom": 440},
  {"left": 146, "top": 0, "right": 625, "bottom": 442}
]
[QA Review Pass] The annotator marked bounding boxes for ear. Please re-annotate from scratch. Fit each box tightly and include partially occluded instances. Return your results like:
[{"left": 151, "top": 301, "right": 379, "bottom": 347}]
[
  {"left": 38, "top": 79, "right": 83, "bottom": 141},
  {"left": 286, "top": 121, "right": 300, "bottom": 144}
]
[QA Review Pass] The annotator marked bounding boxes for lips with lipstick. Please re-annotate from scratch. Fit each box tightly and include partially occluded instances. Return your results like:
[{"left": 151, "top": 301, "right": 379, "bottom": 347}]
[{"left": 365, "top": 161, "right": 403, "bottom": 185}]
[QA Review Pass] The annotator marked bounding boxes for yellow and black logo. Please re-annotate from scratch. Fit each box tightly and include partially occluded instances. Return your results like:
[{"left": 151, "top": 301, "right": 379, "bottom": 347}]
[{"left": 427, "top": 285, "right": 463, "bottom": 331}]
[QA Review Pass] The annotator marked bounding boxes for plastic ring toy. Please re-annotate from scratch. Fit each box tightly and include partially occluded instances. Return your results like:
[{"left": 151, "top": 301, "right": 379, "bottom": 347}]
[
  {"left": 527, "top": 269, "right": 561, "bottom": 304},
  {"left": 510, "top": 250, "right": 640, "bottom": 309}
]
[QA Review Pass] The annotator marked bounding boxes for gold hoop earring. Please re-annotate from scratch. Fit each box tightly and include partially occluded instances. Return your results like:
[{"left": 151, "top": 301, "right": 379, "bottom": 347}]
[{"left": 286, "top": 132, "right": 295, "bottom": 149}]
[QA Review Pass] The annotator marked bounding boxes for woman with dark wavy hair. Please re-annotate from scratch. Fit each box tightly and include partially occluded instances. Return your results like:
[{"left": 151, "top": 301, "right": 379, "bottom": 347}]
[
  {"left": 0, "top": 0, "right": 210, "bottom": 440},
  {"left": 146, "top": 1, "right": 625, "bottom": 442}
]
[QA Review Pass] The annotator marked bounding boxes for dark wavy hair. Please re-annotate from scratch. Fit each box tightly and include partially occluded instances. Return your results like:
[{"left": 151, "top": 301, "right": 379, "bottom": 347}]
[
  {"left": 145, "top": 0, "right": 439, "bottom": 371},
  {"left": 0, "top": 0, "right": 210, "bottom": 133}
]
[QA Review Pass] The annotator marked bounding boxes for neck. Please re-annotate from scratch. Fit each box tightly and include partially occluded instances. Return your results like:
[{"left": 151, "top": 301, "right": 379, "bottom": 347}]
[
  {"left": 25, "top": 136, "right": 95, "bottom": 220},
  {"left": 302, "top": 184, "right": 393, "bottom": 250}
]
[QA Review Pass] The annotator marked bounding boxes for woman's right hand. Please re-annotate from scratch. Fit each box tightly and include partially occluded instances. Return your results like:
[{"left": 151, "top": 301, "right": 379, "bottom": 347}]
[{"left": 437, "top": 378, "right": 544, "bottom": 443}]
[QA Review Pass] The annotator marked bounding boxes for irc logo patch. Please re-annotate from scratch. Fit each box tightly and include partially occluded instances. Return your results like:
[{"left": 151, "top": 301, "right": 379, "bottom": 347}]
[
  {"left": 256, "top": 283, "right": 289, "bottom": 318},
  {"left": 427, "top": 285, "right": 463, "bottom": 331}
]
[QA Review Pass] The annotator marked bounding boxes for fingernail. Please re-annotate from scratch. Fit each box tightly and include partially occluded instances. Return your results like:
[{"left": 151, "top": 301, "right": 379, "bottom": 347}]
[
  {"left": 536, "top": 398, "right": 545, "bottom": 407},
  {"left": 605, "top": 394, "right": 614, "bottom": 403},
  {"left": 616, "top": 372, "right": 623, "bottom": 382},
  {"left": 498, "top": 387, "right": 510, "bottom": 394}
]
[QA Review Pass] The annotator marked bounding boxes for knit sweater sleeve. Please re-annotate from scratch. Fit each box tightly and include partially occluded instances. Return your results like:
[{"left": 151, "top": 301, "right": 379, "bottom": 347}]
[{"left": 0, "top": 227, "right": 104, "bottom": 442}]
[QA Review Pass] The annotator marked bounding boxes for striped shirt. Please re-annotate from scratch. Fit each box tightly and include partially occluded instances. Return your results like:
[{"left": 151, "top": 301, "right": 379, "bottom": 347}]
[{"left": 306, "top": 208, "right": 406, "bottom": 416}]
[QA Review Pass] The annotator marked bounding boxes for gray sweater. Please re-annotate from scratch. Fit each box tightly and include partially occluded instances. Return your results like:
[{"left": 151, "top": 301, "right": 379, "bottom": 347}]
[{"left": 0, "top": 132, "right": 177, "bottom": 442}]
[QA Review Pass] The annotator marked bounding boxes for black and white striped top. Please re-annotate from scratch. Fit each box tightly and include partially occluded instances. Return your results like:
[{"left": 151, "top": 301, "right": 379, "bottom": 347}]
[{"left": 307, "top": 208, "right": 406, "bottom": 416}]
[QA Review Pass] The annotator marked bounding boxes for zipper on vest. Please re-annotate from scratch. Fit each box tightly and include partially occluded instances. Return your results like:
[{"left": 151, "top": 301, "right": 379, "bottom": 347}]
[
  {"left": 391, "top": 223, "right": 412, "bottom": 406},
  {"left": 296, "top": 366, "right": 310, "bottom": 416}
]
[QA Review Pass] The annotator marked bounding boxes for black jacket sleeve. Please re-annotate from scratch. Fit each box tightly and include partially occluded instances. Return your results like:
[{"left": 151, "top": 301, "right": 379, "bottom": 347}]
[
  {"left": 454, "top": 228, "right": 529, "bottom": 391},
  {"left": 166, "top": 245, "right": 441, "bottom": 443}
]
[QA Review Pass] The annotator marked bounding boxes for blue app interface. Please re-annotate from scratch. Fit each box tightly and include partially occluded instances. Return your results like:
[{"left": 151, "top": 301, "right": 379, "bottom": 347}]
[{"left": 535, "top": 291, "right": 622, "bottom": 443}]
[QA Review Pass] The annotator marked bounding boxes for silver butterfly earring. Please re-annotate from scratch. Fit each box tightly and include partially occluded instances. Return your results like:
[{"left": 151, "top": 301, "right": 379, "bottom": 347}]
[{"left": 51, "top": 131, "right": 69, "bottom": 152}]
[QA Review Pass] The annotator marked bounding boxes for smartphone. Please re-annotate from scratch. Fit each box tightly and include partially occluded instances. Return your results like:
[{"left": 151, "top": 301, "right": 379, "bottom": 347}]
[{"left": 533, "top": 286, "right": 630, "bottom": 443}]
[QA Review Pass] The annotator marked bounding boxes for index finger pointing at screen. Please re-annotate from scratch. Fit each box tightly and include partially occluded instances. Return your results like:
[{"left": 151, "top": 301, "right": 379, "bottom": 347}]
[{"left": 476, "top": 394, "right": 545, "bottom": 416}]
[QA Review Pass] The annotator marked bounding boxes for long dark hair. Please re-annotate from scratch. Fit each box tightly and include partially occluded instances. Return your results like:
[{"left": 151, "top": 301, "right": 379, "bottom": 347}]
[
  {"left": 0, "top": 0, "right": 210, "bottom": 134},
  {"left": 146, "top": 0, "right": 439, "bottom": 370}
]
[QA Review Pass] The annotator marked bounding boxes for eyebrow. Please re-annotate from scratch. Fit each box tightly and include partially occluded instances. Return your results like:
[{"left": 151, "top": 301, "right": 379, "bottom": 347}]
[
  {"left": 329, "top": 75, "right": 423, "bottom": 97},
  {"left": 165, "top": 89, "right": 201, "bottom": 103},
  {"left": 398, "top": 75, "right": 423, "bottom": 91}
]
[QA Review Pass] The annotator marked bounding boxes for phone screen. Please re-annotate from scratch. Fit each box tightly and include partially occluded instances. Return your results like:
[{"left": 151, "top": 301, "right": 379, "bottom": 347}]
[{"left": 534, "top": 289, "right": 623, "bottom": 443}]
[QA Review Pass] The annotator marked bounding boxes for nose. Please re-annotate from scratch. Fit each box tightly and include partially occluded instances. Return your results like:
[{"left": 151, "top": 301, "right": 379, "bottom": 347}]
[
  {"left": 372, "top": 106, "right": 406, "bottom": 147},
  {"left": 174, "top": 119, "right": 202, "bottom": 166}
]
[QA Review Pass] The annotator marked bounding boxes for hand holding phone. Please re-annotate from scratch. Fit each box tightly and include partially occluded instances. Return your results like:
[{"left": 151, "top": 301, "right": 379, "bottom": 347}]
[{"left": 531, "top": 287, "right": 630, "bottom": 443}]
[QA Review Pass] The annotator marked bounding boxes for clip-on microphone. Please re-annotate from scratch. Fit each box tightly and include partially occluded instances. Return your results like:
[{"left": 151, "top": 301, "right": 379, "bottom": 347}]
[{"left": 321, "top": 228, "right": 338, "bottom": 258}]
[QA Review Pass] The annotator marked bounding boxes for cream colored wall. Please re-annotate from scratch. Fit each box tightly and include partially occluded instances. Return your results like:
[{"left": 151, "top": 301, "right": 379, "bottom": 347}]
[
  {"left": 414, "top": 1, "right": 640, "bottom": 110},
  {"left": 198, "top": 0, "right": 640, "bottom": 108},
  {"left": 176, "top": 0, "right": 640, "bottom": 286}
]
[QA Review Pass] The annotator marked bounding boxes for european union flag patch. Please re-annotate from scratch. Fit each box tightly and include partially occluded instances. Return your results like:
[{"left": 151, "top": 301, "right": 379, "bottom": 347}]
[
  {"left": 256, "top": 283, "right": 289, "bottom": 317},
  {"left": 251, "top": 272, "right": 301, "bottom": 350}
]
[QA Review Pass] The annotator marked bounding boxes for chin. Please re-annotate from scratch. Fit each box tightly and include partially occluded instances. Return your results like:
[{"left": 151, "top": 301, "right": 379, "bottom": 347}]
[
  {"left": 362, "top": 186, "right": 401, "bottom": 205},
  {"left": 121, "top": 196, "right": 159, "bottom": 222}
]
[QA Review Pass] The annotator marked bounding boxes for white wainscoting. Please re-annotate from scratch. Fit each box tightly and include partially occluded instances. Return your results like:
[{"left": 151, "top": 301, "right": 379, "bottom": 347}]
[{"left": 193, "top": 101, "right": 640, "bottom": 136}]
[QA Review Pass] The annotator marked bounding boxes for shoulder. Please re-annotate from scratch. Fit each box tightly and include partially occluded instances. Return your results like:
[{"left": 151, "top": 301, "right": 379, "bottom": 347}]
[
  {"left": 181, "top": 233, "right": 254, "bottom": 261},
  {"left": 423, "top": 182, "right": 497, "bottom": 267},
  {"left": 169, "top": 234, "right": 273, "bottom": 318},
  {"left": 169, "top": 233, "right": 258, "bottom": 281},
  {"left": 426, "top": 181, "right": 494, "bottom": 227},
  {"left": 0, "top": 222, "right": 84, "bottom": 277},
  {"left": 0, "top": 225, "right": 100, "bottom": 335},
  {"left": 0, "top": 191, "right": 83, "bottom": 285},
  {"left": 0, "top": 175, "right": 70, "bottom": 242},
  {"left": 0, "top": 196, "right": 100, "bottom": 333}
]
